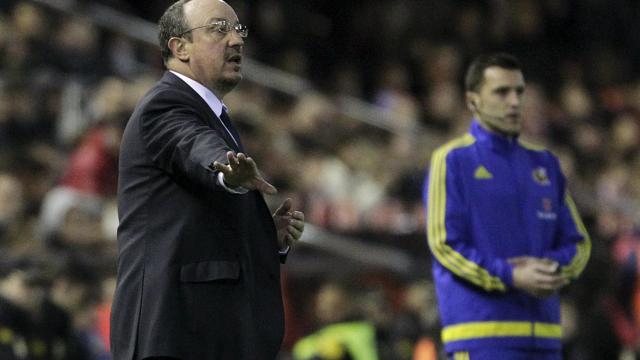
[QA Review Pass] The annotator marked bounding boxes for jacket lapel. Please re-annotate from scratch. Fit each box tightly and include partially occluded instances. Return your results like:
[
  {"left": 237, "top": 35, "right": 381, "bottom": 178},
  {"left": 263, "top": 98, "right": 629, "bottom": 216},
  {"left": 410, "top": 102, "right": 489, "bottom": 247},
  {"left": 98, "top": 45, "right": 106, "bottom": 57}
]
[{"left": 162, "top": 72, "right": 242, "bottom": 153}]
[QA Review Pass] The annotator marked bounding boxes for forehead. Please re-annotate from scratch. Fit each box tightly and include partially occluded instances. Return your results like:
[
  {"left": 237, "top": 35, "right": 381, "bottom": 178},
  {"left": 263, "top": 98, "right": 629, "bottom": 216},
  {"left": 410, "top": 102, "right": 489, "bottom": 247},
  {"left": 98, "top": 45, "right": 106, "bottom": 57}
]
[
  {"left": 481, "top": 66, "right": 525, "bottom": 90},
  {"left": 184, "top": 0, "right": 238, "bottom": 26}
]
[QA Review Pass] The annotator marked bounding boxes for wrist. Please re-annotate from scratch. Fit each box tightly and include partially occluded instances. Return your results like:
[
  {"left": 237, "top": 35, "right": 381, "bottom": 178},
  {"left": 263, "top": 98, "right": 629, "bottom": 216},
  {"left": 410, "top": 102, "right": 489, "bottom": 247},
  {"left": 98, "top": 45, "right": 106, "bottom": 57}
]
[{"left": 217, "top": 172, "right": 248, "bottom": 194}]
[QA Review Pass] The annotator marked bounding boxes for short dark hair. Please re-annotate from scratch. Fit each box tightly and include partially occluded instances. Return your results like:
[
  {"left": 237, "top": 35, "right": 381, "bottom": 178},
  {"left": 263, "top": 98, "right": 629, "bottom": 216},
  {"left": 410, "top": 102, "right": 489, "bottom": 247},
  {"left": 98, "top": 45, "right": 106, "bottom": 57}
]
[
  {"left": 465, "top": 53, "right": 522, "bottom": 92},
  {"left": 158, "top": 0, "right": 193, "bottom": 64},
  {"left": 0, "top": 252, "right": 52, "bottom": 287}
]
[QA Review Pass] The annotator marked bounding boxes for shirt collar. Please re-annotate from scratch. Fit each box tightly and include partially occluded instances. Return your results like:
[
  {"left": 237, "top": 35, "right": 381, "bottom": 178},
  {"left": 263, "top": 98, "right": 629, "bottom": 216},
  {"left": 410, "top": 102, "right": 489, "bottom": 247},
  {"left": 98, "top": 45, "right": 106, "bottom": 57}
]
[
  {"left": 170, "top": 70, "right": 224, "bottom": 117},
  {"left": 470, "top": 118, "right": 519, "bottom": 152}
]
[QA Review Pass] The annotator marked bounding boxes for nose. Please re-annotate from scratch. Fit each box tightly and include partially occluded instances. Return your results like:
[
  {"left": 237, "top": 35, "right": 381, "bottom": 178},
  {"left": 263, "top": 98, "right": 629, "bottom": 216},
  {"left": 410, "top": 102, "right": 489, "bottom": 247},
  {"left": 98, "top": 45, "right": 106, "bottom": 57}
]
[
  {"left": 228, "top": 29, "right": 244, "bottom": 47},
  {"left": 508, "top": 91, "right": 522, "bottom": 108}
]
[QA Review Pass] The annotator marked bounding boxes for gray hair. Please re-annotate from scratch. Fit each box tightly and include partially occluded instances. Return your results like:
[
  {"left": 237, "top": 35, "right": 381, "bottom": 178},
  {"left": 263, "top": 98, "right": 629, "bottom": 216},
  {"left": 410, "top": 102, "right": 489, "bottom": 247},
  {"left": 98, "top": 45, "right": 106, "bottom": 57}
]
[{"left": 158, "top": 0, "right": 193, "bottom": 64}]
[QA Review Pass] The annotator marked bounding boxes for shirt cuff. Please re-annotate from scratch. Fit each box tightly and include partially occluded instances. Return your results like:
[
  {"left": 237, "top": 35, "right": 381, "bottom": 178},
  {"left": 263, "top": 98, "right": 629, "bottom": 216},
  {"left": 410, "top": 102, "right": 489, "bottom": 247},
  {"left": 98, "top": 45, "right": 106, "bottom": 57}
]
[
  {"left": 278, "top": 246, "right": 290, "bottom": 255},
  {"left": 217, "top": 172, "right": 249, "bottom": 194},
  {"left": 499, "top": 260, "right": 515, "bottom": 287}
]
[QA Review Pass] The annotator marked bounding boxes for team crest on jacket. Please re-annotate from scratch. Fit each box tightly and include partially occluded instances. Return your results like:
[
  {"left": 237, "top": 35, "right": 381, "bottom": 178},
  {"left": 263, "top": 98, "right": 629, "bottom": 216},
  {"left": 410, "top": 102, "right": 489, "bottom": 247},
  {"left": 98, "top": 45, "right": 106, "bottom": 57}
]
[
  {"left": 532, "top": 167, "right": 550, "bottom": 185},
  {"left": 537, "top": 197, "right": 557, "bottom": 220}
]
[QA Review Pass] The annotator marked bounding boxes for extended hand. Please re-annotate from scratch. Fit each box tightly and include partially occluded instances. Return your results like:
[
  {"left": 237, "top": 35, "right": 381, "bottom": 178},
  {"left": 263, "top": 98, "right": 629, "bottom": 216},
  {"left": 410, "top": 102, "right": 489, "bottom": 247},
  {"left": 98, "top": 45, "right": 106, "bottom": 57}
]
[
  {"left": 509, "top": 256, "right": 569, "bottom": 298},
  {"left": 212, "top": 151, "right": 277, "bottom": 195},
  {"left": 273, "top": 198, "right": 305, "bottom": 249}
]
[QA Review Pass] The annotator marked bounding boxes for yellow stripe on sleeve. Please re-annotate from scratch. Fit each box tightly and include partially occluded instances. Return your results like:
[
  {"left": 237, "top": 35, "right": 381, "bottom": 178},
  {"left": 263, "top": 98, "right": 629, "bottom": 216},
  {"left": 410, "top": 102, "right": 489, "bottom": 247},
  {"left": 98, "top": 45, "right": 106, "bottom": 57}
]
[
  {"left": 561, "top": 192, "right": 591, "bottom": 279},
  {"left": 427, "top": 134, "right": 506, "bottom": 292}
]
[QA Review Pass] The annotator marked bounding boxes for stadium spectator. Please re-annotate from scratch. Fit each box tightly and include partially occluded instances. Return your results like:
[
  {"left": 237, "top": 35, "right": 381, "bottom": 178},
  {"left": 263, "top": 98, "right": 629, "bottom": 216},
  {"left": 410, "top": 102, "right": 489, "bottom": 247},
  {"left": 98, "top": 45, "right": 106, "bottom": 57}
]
[
  {"left": 0, "top": 172, "right": 25, "bottom": 247},
  {"left": 292, "top": 282, "right": 379, "bottom": 360},
  {"left": 0, "top": 253, "right": 54, "bottom": 359},
  {"left": 40, "top": 254, "right": 103, "bottom": 360}
]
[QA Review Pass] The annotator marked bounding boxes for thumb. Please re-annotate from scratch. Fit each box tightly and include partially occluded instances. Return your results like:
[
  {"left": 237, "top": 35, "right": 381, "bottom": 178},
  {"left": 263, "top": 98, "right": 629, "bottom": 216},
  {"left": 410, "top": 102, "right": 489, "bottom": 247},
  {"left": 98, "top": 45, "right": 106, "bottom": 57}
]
[
  {"left": 536, "top": 260, "right": 560, "bottom": 274},
  {"left": 274, "top": 198, "right": 293, "bottom": 216},
  {"left": 255, "top": 178, "right": 278, "bottom": 195},
  {"left": 508, "top": 256, "right": 528, "bottom": 265}
]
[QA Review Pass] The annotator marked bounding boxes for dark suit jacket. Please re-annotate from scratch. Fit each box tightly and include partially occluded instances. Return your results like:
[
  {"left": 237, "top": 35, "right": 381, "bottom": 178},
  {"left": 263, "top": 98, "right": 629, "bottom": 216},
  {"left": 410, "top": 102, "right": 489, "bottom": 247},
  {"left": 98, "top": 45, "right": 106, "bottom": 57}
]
[{"left": 111, "top": 71, "right": 285, "bottom": 360}]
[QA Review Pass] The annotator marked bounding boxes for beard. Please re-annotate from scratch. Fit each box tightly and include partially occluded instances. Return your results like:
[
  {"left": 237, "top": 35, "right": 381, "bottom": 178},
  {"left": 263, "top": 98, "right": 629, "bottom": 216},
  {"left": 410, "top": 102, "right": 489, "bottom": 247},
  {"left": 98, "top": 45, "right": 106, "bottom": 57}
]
[{"left": 214, "top": 74, "right": 242, "bottom": 96}]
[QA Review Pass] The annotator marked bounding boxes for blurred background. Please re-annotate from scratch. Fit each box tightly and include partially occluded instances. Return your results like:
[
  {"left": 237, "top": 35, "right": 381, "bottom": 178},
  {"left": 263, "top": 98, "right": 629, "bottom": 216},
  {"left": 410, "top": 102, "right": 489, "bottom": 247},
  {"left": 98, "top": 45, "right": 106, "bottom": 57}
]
[{"left": 0, "top": 0, "right": 639, "bottom": 359}]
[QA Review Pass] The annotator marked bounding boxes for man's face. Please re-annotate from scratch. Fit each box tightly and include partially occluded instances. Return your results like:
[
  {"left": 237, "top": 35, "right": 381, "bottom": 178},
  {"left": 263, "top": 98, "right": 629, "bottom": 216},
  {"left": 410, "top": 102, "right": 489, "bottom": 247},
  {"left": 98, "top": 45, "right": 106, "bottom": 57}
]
[
  {"left": 469, "top": 66, "right": 525, "bottom": 136},
  {"left": 183, "top": 0, "right": 244, "bottom": 97}
]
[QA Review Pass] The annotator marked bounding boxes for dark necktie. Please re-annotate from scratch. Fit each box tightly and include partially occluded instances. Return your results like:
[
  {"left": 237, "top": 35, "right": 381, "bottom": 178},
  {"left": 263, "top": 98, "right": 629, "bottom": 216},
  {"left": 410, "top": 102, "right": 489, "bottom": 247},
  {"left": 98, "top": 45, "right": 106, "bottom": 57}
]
[{"left": 219, "top": 109, "right": 244, "bottom": 152}]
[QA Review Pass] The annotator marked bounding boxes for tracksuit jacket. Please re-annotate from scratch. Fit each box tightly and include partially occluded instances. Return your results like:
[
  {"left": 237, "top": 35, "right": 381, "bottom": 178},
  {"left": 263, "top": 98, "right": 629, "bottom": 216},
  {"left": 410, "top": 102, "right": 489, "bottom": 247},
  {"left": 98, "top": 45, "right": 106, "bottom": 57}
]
[{"left": 425, "top": 120, "right": 591, "bottom": 353}]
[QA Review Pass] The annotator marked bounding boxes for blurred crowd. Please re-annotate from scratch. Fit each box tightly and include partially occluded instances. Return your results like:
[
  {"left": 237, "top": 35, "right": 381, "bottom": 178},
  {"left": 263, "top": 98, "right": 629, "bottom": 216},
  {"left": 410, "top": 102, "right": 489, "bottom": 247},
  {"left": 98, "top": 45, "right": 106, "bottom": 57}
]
[{"left": 1, "top": 0, "right": 640, "bottom": 359}]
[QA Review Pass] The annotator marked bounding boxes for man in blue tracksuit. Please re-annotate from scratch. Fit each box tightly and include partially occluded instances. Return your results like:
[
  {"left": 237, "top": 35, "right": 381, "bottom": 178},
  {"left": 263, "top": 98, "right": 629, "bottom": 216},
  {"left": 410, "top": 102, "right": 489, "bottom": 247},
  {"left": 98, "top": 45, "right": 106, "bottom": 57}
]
[{"left": 425, "top": 53, "right": 591, "bottom": 360}]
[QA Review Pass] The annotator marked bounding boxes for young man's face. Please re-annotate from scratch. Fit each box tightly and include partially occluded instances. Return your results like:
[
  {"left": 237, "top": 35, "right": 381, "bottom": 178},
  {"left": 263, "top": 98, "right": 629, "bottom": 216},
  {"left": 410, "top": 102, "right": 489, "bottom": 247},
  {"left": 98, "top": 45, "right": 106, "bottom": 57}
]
[{"left": 469, "top": 66, "right": 525, "bottom": 136}]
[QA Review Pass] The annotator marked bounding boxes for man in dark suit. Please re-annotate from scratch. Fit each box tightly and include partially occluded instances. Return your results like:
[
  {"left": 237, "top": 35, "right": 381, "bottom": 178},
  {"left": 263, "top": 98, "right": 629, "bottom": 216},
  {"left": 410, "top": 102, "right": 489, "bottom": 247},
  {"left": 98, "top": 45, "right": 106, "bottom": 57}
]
[{"left": 110, "top": 0, "right": 305, "bottom": 359}]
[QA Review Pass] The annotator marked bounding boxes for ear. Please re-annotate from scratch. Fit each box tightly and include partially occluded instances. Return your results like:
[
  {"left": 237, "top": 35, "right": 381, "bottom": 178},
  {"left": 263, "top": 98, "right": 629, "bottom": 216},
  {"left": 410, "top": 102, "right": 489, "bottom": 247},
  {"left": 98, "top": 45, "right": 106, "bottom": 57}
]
[
  {"left": 168, "top": 37, "right": 190, "bottom": 62},
  {"left": 466, "top": 91, "right": 478, "bottom": 112}
]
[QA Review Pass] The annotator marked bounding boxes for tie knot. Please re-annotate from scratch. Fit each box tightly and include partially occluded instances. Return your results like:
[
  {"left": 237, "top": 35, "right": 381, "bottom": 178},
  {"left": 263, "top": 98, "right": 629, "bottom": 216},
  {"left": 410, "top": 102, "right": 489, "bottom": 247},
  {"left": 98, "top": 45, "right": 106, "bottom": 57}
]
[{"left": 220, "top": 108, "right": 230, "bottom": 120}]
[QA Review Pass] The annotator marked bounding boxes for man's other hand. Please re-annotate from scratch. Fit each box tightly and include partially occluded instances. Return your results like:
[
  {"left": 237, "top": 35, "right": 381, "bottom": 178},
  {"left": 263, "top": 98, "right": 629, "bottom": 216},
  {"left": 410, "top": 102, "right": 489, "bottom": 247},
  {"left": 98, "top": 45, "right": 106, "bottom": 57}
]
[
  {"left": 510, "top": 256, "right": 569, "bottom": 298},
  {"left": 273, "top": 198, "right": 305, "bottom": 250}
]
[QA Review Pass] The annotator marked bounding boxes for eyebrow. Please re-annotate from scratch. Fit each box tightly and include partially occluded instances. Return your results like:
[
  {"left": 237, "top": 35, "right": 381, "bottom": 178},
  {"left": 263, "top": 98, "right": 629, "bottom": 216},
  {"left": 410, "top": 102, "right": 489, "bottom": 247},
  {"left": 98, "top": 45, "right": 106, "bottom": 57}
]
[
  {"left": 200, "top": 17, "right": 223, "bottom": 24},
  {"left": 204, "top": 17, "right": 238, "bottom": 24},
  {"left": 492, "top": 85, "right": 525, "bottom": 93}
]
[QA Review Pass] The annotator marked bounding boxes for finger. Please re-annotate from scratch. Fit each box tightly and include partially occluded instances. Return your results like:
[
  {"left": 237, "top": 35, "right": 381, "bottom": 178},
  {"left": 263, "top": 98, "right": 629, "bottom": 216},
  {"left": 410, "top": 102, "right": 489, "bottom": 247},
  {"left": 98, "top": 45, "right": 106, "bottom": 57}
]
[
  {"left": 538, "top": 258, "right": 560, "bottom": 272},
  {"left": 274, "top": 198, "right": 293, "bottom": 216},
  {"left": 508, "top": 256, "right": 536, "bottom": 265},
  {"left": 253, "top": 177, "right": 277, "bottom": 195},
  {"left": 275, "top": 215, "right": 291, "bottom": 230},
  {"left": 534, "top": 273, "right": 567, "bottom": 289},
  {"left": 287, "top": 224, "right": 302, "bottom": 240},
  {"left": 241, "top": 156, "right": 259, "bottom": 172},
  {"left": 286, "top": 234, "right": 298, "bottom": 246},
  {"left": 289, "top": 219, "right": 305, "bottom": 232},
  {"left": 227, "top": 151, "right": 239, "bottom": 167},
  {"left": 508, "top": 257, "right": 527, "bottom": 265},
  {"left": 552, "top": 279, "right": 570, "bottom": 290},
  {"left": 548, "top": 274, "right": 570, "bottom": 288},
  {"left": 530, "top": 260, "right": 559, "bottom": 275},
  {"left": 282, "top": 234, "right": 292, "bottom": 247},
  {"left": 213, "top": 161, "right": 231, "bottom": 174},
  {"left": 291, "top": 210, "right": 304, "bottom": 221},
  {"left": 235, "top": 155, "right": 258, "bottom": 176},
  {"left": 236, "top": 152, "right": 247, "bottom": 164},
  {"left": 539, "top": 263, "right": 560, "bottom": 275}
]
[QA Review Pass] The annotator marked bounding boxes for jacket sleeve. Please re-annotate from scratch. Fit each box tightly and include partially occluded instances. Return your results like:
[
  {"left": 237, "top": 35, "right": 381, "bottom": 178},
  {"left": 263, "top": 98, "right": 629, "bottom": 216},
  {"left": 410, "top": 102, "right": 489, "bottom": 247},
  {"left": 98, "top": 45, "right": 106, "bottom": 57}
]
[
  {"left": 139, "top": 89, "right": 232, "bottom": 192},
  {"left": 543, "top": 159, "right": 591, "bottom": 279},
  {"left": 426, "top": 145, "right": 513, "bottom": 292}
]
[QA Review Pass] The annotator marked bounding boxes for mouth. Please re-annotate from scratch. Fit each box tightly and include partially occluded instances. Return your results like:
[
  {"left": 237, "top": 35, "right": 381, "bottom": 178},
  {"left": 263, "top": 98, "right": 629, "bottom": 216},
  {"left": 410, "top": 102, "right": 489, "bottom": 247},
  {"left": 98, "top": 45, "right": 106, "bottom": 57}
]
[{"left": 226, "top": 54, "right": 242, "bottom": 65}]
